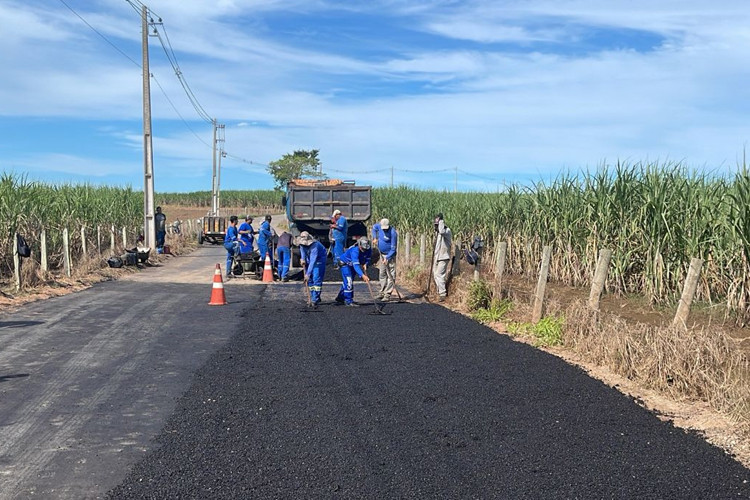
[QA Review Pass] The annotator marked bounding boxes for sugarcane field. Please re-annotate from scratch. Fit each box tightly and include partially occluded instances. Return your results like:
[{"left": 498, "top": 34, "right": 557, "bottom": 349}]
[{"left": 4, "top": 2, "right": 750, "bottom": 498}]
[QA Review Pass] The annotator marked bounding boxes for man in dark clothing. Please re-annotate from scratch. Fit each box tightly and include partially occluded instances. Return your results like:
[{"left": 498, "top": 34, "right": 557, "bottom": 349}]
[
  {"left": 155, "top": 206, "right": 167, "bottom": 251},
  {"left": 276, "top": 231, "right": 293, "bottom": 282}
]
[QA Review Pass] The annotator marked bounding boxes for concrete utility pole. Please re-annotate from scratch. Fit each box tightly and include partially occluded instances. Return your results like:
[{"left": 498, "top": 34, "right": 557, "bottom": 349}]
[
  {"left": 211, "top": 120, "right": 218, "bottom": 216},
  {"left": 216, "top": 123, "right": 225, "bottom": 216},
  {"left": 142, "top": 4, "right": 156, "bottom": 249}
]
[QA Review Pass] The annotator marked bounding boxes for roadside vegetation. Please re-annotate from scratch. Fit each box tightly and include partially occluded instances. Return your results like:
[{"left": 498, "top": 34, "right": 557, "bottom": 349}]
[{"left": 156, "top": 190, "right": 282, "bottom": 211}]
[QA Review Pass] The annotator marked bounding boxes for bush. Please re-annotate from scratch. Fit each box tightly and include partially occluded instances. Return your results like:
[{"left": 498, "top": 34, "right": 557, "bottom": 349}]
[
  {"left": 471, "top": 298, "right": 513, "bottom": 324},
  {"left": 508, "top": 315, "right": 565, "bottom": 347},
  {"left": 467, "top": 279, "right": 493, "bottom": 311}
]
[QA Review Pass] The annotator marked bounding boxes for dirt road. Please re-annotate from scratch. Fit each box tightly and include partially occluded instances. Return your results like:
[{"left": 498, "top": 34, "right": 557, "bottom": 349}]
[{"left": 2, "top": 245, "right": 749, "bottom": 499}]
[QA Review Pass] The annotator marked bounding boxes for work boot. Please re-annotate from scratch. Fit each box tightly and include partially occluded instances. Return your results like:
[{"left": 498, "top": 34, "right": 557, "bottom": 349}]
[
  {"left": 282, "top": 276, "right": 289, "bottom": 282},
  {"left": 438, "top": 296, "right": 446, "bottom": 302},
  {"left": 345, "top": 302, "right": 359, "bottom": 307},
  {"left": 381, "top": 294, "right": 390, "bottom": 302},
  {"left": 335, "top": 296, "right": 345, "bottom": 304}
]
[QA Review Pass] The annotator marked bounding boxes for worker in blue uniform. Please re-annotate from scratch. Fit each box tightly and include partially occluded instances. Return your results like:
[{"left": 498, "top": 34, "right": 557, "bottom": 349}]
[
  {"left": 258, "top": 214, "right": 273, "bottom": 262},
  {"left": 238, "top": 215, "right": 255, "bottom": 255},
  {"left": 330, "top": 209, "right": 348, "bottom": 266},
  {"left": 297, "top": 231, "right": 327, "bottom": 306},
  {"left": 335, "top": 237, "right": 371, "bottom": 306},
  {"left": 223, "top": 215, "right": 240, "bottom": 278},
  {"left": 371, "top": 217, "right": 398, "bottom": 301}
]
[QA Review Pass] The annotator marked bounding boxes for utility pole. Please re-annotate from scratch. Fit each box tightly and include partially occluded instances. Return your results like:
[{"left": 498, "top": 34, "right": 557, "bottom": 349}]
[
  {"left": 211, "top": 119, "right": 218, "bottom": 216},
  {"left": 142, "top": 4, "right": 156, "bottom": 249},
  {"left": 216, "top": 123, "right": 225, "bottom": 215},
  {"left": 210, "top": 120, "right": 225, "bottom": 216}
]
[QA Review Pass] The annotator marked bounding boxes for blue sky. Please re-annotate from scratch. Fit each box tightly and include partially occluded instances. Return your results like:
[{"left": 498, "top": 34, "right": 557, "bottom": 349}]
[{"left": 1, "top": 0, "right": 749, "bottom": 193}]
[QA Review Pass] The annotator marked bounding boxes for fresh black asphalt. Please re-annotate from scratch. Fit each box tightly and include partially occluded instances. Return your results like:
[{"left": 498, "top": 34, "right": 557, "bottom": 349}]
[{"left": 108, "top": 291, "right": 750, "bottom": 499}]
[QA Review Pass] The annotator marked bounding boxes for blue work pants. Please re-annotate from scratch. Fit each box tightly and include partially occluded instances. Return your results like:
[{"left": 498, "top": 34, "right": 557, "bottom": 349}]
[
  {"left": 224, "top": 241, "right": 240, "bottom": 276},
  {"left": 307, "top": 261, "right": 325, "bottom": 304},
  {"left": 277, "top": 246, "right": 291, "bottom": 279},
  {"left": 336, "top": 265, "right": 356, "bottom": 304}
]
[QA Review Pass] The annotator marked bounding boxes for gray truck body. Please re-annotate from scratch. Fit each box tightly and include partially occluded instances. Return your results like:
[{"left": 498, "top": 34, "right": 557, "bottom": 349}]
[{"left": 284, "top": 180, "right": 372, "bottom": 250}]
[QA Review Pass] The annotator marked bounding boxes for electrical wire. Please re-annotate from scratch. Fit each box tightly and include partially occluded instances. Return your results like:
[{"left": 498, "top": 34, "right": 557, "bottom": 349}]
[
  {"left": 61, "top": 0, "right": 281, "bottom": 170},
  {"left": 59, "top": 0, "right": 140, "bottom": 68},
  {"left": 151, "top": 75, "right": 213, "bottom": 149}
]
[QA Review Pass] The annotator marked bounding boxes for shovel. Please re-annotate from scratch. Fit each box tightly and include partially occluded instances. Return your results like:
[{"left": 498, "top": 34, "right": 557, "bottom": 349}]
[
  {"left": 301, "top": 276, "right": 321, "bottom": 312},
  {"left": 383, "top": 262, "right": 405, "bottom": 303},
  {"left": 365, "top": 278, "right": 390, "bottom": 315}
]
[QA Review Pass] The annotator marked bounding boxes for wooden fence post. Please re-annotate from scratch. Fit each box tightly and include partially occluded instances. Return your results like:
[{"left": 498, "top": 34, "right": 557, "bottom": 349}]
[
  {"left": 673, "top": 257, "right": 704, "bottom": 328},
  {"left": 495, "top": 240, "right": 507, "bottom": 296},
  {"left": 13, "top": 237, "right": 21, "bottom": 291},
  {"left": 121, "top": 227, "right": 127, "bottom": 249},
  {"left": 40, "top": 228, "right": 48, "bottom": 272},
  {"left": 420, "top": 234, "right": 426, "bottom": 266},
  {"left": 588, "top": 248, "right": 613, "bottom": 311},
  {"left": 81, "top": 226, "right": 87, "bottom": 256},
  {"left": 451, "top": 237, "right": 461, "bottom": 277},
  {"left": 97, "top": 225, "right": 102, "bottom": 255},
  {"left": 63, "top": 227, "right": 71, "bottom": 277},
  {"left": 532, "top": 245, "right": 552, "bottom": 323},
  {"left": 110, "top": 225, "right": 115, "bottom": 253},
  {"left": 405, "top": 233, "right": 411, "bottom": 265}
]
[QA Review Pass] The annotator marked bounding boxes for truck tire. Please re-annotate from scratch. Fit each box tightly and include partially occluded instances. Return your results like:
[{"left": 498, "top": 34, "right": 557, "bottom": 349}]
[
  {"left": 292, "top": 247, "right": 301, "bottom": 268},
  {"left": 198, "top": 231, "right": 204, "bottom": 245}
]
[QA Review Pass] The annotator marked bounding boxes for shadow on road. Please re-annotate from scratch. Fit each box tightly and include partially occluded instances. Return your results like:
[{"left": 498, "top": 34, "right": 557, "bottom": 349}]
[{"left": 0, "top": 321, "right": 45, "bottom": 329}]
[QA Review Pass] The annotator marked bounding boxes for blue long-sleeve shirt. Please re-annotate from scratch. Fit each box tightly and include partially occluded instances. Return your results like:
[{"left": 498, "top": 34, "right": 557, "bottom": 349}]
[
  {"left": 371, "top": 224, "right": 398, "bottom": 260},
  {"left": 258, "top": 220, "right": 272, "bottom": 245},
  {"left": 224, "top": 225, "right": 239, "bottom": 243},
  {"left": 332, "top": 215, "right": 347, "bottom": 242},
  {"left": 339, "top": 244, "right": 372, "bottom": 278},
  {"left": 300, "top": 240, "right": 326, "bottom": 276}
]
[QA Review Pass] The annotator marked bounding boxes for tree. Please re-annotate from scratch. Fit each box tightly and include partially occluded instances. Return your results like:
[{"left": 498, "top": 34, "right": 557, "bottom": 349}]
[{"left": 267, "top": 149, "right": 324, "bottom": 190}]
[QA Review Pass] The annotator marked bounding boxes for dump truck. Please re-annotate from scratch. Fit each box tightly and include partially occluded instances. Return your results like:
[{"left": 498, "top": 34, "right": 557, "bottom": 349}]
[{"left": 283, "top": 179, "right": 372, "bottom": 265}]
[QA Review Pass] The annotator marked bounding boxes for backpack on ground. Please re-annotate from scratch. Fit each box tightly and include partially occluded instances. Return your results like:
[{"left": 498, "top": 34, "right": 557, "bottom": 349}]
[{"left": 16, "top": 233, "right": 31, "bottom": 258}]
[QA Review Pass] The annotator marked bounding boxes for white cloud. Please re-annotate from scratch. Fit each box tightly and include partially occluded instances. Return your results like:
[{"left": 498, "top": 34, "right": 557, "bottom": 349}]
[{"left": 1, "top": 0, "right": 750, "bottom": 191}]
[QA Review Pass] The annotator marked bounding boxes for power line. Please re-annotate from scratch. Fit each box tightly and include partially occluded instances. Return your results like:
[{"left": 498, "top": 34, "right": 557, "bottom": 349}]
[
  {"left": 58, "top": 0, "right": 140, "bottom": 68},
  {"left": 152, "top": 25, "right": 214, "bottom": 123},
  {"left": 61, "top": 0, "right": 269, "bottom": 169},
  {"left": 151, "top": 75, "right": 212, "bottom": 149},
  {"left": 223, "top": 153, "right": 269, "bottom": 168}
]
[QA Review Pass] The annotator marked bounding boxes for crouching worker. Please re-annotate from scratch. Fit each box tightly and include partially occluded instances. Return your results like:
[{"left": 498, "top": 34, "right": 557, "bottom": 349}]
[
  {"left": 297, "top": 231, "right": 326, "bottom": 306},
  {"left": 335, "top": 237, "right": 372, "bottom": 306}
]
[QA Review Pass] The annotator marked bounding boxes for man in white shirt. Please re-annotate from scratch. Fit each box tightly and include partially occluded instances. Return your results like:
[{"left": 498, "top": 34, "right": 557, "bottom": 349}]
[{"left": 432, "top": 213, "right": 452, "bottom": 302}]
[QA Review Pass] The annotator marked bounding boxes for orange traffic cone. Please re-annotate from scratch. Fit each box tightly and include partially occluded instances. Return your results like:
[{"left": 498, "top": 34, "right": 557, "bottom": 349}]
[
  {"left": 208, "top": 263, "right": 228, "bottom": 305},
  {"left": 262, "top": 254, "right": 273, "bottom": 282}
]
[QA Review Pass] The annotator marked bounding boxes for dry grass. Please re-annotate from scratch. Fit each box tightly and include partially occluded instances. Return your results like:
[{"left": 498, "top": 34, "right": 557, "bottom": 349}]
[{"left": 565, "top": 302, "right": 750, "bottom": 429}]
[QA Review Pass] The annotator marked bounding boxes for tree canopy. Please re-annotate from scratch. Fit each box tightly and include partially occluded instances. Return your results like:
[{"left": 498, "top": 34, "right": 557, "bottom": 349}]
[{"left": 267, "top": 149, "right": 324, "bottom": 190}]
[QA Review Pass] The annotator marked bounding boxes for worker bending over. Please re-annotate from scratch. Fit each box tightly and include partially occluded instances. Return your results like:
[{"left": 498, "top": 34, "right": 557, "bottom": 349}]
[{"left": 335, "top": 237, "right": 371, "bottom": 307}]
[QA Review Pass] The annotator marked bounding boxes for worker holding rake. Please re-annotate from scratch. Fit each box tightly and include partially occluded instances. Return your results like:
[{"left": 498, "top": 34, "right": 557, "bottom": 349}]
[
  {"left": 335, "top": 237, "right": 372, "bottom": 307},
  {"left": 297, "top": 231, "right": 326, "bottom": 306},
  {"left": 372, "top": 218, "right": 398, "bottom": 301}
]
